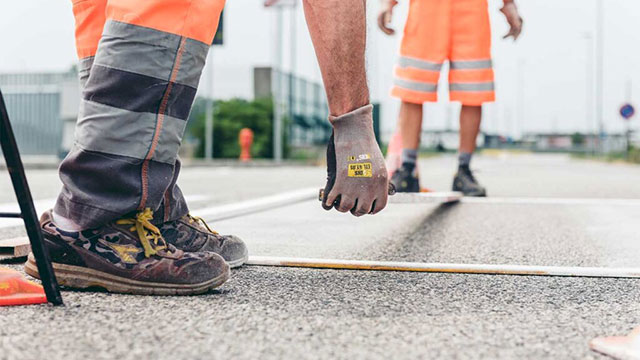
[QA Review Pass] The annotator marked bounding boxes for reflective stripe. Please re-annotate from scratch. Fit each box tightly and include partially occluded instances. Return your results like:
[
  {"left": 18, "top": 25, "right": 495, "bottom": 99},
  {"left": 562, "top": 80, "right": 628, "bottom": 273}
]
[
  {"left": 449, "top": 82, "right": 495, "bottom": 92},
  {"left": 397, "top": 56, "right": 443, "bottom": 72},
  {"left": 450, "top": 59, "right": 493, "bottom": 70},
  {"left": 83, "top": 64, "right": 196, "bottom": 120},
  {"left": 75, "top": 100, "right": 186, "bottom": 164},
  {"left": 96, "top": 20, "right": 208, "bottom": 88},
  {"left": 394, "top": 78, "right": 438, "bottom": 93}
]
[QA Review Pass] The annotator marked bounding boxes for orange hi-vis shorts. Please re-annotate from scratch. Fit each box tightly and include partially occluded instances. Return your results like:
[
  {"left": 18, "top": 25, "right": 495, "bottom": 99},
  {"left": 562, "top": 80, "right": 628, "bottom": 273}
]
[{"left": 391, "top": 0, "right": 495, "bottom": 106}]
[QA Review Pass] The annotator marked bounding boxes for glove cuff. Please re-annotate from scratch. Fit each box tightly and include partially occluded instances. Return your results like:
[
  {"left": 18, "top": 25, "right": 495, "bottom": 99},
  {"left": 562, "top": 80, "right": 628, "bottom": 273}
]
[{"left": 328, "top": 104, "right": 373, "bottom": 128}]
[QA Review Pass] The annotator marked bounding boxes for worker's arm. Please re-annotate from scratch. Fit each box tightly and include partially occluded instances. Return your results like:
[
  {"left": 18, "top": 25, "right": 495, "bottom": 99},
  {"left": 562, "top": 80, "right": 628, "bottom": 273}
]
[
  {"left": 303, "top": 0, "right": 389, "bottom": 216},
  {"left": 377, "top": 0, "right": 398, "bottom": 35},
  {"left": 501, "top": 0, "right": 523, "bottom": 40}
]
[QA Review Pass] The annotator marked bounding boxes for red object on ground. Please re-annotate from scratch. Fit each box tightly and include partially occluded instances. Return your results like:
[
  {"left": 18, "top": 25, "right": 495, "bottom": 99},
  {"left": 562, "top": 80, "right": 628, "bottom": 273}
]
[
  {"left": 0, "top": 266, "right": 47, "bottom": 306},
  {"left": 239, "top": 128, "right": 254, "bottom": 162}
]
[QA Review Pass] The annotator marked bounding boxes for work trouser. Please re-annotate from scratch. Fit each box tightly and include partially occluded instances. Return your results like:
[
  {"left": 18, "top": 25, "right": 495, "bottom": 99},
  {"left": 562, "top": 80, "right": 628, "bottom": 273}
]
[
  {"left": 391, "top": 0, "right": 495, "bottom": 105},
  {"left": 55, "top": 0, "right": 225, "bottom": 228}
]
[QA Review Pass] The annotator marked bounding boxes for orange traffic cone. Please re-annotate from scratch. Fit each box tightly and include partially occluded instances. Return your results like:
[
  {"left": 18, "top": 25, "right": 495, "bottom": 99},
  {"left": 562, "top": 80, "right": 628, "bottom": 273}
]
[{"left": 0, "top": 266, "right": 47, "bottom": 306}]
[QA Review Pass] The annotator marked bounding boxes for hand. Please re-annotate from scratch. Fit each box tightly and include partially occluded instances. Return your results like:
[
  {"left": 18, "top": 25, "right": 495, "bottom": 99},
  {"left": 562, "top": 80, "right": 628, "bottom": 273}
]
[
  {"left": 377, "top": 0, "right": 398, "bottom": 35},
  {"left": 500, "top": 2, "right": 523, "bottom": 41},
  {"left": 322, "top": 105, "right": 389, "bottom": 216}
]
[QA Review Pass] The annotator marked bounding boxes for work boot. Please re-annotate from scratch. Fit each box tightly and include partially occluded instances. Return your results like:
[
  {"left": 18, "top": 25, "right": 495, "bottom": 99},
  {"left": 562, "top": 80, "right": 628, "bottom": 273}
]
[
  {"left": 160, "top": 214, "right": 248, "bottom": 268},
  {"left": 25, "top": 209, "right": 229, "bottom": 295},
  {"left": 390, "top": 163, "right": 420, "bottom": 193},
  {"left": 452, "top": 165, "right": 487, "bottom": 197}
]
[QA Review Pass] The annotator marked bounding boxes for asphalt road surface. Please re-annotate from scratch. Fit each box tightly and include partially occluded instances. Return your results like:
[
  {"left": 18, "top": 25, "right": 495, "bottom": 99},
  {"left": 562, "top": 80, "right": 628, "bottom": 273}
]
[{"left": 2, "top": 153, "right": 640, "bottom": 359}]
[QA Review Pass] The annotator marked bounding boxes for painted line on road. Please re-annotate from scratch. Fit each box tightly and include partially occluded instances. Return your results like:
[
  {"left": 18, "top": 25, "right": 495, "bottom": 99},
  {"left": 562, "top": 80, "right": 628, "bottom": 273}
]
[
  {"left": 461, "top": 197, "right": 640, "bottom": 206},
  {"left": 247, "top": 256, "right": 640, "bottom": 278},
  {"left": 0, "top": 189, "right": 318, "bottom": 258},
  {"left": 197, "top": 187, "right": 318, "bottom": 222},
  {"left": 389, "top": 191, "right": 462, "bottom": 204}
]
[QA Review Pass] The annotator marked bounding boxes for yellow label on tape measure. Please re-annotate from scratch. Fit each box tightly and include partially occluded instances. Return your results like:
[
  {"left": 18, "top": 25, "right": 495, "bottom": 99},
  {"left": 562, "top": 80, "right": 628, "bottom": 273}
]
[{"left": 348, "top": 163, "right": 372, "bottom": 177}]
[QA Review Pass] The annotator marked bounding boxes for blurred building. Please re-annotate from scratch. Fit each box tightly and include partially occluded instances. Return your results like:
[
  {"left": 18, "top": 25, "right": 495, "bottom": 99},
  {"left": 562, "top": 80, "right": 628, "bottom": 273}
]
[
  {"left": 420, "top": 129, "right": 485, "bottom": 151},
  {"left": 0, "top": 70, "right": 79, "bottom": 156},
  {"left": 522, "top": 132, "right": 629, "bottom": 153}
]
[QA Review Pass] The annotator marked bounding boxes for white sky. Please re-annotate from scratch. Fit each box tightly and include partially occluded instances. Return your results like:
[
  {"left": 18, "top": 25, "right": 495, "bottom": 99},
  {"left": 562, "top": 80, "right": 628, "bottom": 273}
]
[{"left": 1, "top": 0, "right": 639, "bottom": 138}]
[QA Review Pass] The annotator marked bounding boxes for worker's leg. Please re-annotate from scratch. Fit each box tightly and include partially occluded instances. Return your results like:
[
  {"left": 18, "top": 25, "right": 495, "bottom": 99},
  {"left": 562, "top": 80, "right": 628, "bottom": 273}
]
[
  {"left": 449, "top": 0, "right": 493, "bottom": 196},
  {"left": 398, "top": 101, "right": 423, "bottom": 163},
  {"left": 388, "top": 0, "right": 450, "bottom": 192},
  {"left": 26, "top": 0, "right": 230, "bottom": 295},
  {"left": 56, "top": 0, "right": 225, "bottom": 229},
  {"left": 459, "top": 105, "right": 482, "bottom": 162}
]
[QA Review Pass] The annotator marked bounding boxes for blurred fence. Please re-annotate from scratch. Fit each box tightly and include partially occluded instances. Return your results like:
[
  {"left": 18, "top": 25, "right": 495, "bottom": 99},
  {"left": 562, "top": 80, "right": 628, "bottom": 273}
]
[
  {"left": 283, "top": 72, "right": 332, "bottom": 146},
  {"left": 0, "top": 70, "right": 79, "bottom": 156},
  {"left": 255, "top": 67, "right": 331, "bottom": 147}
]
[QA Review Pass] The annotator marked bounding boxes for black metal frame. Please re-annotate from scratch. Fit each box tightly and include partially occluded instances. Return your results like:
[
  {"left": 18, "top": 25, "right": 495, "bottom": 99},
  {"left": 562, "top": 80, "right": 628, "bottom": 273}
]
[{"left": 0, "top": 88, "right": 63, "bottom": 305}]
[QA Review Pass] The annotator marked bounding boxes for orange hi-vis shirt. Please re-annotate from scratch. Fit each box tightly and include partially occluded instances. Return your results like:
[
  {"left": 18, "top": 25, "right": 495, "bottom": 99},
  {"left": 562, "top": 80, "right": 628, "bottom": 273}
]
[{"left": 391, "top": 0, "right": 495, "bottom": 106}]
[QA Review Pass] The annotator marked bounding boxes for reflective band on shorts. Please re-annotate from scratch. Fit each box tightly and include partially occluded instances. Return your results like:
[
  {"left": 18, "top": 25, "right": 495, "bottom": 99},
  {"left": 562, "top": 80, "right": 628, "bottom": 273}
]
[
  {"left": 450, "top": 59, "right": 493, "bottom": 70},
  {"left": 449, "top": 82, "right": 495, "bottom": 92},
  {"left": 397, "top": 56, "right": 443, "bottom": 72},
  {"left": 394, "top": 78, "right": 438, "bottom": 93}
]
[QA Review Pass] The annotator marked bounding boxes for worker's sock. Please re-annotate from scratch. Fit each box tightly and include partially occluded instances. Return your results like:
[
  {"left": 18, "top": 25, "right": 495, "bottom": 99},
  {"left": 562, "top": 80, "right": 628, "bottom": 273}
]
[
  {"left": 401, "top": 148, "right": 418, "bottom": 166},
  {"left": 458, "top": 152, "right": 473, "bottom": 168},
  {"left": 52, "top": 212, "right": 84, "bottom": 231}
]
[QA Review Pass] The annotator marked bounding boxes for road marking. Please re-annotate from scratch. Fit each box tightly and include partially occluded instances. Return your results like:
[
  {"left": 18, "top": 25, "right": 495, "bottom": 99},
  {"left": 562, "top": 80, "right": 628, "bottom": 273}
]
[
  {"left": 196, "top": 187, "right": 317, "bottom": 222},
  {"left": 461, "top": 197, "right": 640, "bottom": 206},
  {"left": 390, "top": 191, "right": 462, "bottom": 204},
  {"left": 247, "top": 256, "right": 640, "bottom": 278}
]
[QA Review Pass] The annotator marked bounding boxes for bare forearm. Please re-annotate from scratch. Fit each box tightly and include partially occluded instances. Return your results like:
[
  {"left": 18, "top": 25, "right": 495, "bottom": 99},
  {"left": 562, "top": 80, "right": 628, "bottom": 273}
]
[{"left": 303, "top": 0, "right": 369, "bottom": 116}]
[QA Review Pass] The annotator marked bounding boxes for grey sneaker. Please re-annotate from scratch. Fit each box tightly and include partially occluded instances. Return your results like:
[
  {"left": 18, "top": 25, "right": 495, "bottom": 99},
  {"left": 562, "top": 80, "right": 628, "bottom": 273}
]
[
  {"left": 160, "top": 215, "right": 248, "bottom": 268},
  {"left": 25, "top": 209, "right": 230, "bottom": 295},
  {"left": 452, "top": 165, "right": 487, "bottom": 197}
]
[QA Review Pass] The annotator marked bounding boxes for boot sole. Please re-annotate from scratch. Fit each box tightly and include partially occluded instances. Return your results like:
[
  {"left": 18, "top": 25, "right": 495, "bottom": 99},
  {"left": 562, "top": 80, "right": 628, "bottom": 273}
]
[{"left": 24, "top": 253, "right": 229, "bottom": 296}]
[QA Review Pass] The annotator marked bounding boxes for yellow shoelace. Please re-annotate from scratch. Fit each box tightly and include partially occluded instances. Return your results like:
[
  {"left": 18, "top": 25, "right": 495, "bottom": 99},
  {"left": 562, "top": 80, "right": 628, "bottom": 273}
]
[
  {"left": 187, "top": 214, "right": 219, "bottom": 235},
  {"left": 116, "top": 208, "right": 168, "bottom": 258}
]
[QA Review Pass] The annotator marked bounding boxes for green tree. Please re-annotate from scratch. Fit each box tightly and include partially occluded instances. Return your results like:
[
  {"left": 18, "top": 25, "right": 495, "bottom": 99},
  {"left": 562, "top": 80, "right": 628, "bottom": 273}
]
[
  {"left": 571, "top": 132, "right": 585, "bottom": 147},
  {"left": 188, "top": 97, "right": 287, "bottom": 159}
]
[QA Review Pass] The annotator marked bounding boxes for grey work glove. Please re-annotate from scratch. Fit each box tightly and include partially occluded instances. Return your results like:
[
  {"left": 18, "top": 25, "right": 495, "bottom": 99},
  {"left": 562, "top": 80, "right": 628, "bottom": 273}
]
[{"left": 321, "top": 104, "right": 389, "bottom": 216}]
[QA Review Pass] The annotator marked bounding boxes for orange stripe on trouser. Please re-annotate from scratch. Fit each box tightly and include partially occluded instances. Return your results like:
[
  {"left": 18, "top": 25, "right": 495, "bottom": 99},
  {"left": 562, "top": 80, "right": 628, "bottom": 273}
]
[
  {"left": 106, "top": 0, "right": 223, "bottom": 44},
  {"left": 72, "top": 0, "right": 224, "bottom": 58},
  {"left": 72, "top": 0, "right": 107, "bottom": 59}
]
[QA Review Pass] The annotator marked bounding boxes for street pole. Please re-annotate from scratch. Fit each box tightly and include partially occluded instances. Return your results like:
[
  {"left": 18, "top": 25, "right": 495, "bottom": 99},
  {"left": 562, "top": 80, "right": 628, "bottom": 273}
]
[
  {"left": 273, "top": 8, "right": 283, "bottom": 163},
  {"left": 625, "top": 79, "right": 632, "bottom": 158},
  {"left": 516, "top": 58, "right": 525, "bottom": 141},
  {"left": 288, "top": 4, "right": 297, "bottom": 146},
  {"left": 595, "top": 0, "right": 604, "bottom": 153},
  {"left": 205, "top": 49, "right": 214, "bottom": 160},
  {"left": 584, "top": 32, "right": 595, "bottom": 154}
]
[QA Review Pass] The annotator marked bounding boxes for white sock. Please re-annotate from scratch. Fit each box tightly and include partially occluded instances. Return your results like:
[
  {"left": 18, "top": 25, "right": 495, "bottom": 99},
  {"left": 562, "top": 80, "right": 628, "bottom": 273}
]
[{"left": 52, "top": 212, "right": 84, "bottom": 231}]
